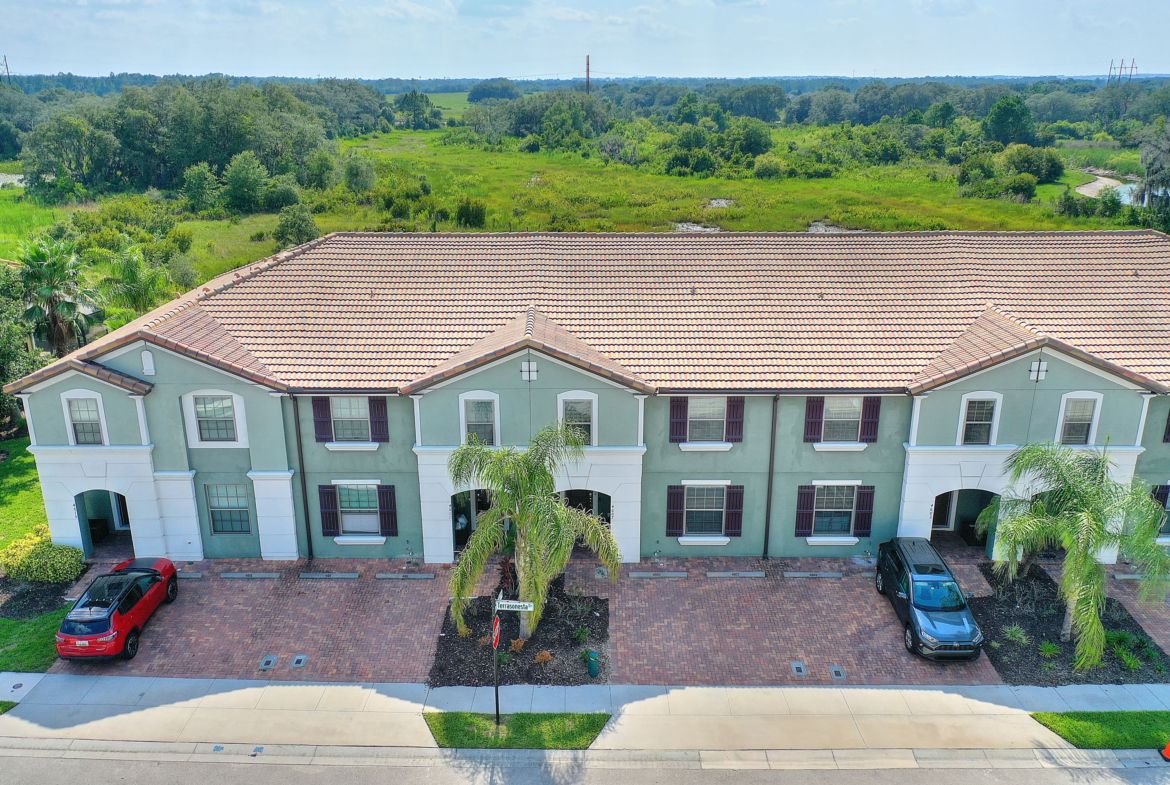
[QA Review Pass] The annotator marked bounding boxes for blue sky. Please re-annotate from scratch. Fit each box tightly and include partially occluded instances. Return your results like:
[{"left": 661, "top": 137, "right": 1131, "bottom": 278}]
[{"left": 6, "top": 0, "right": 1168, "bottom": 80}]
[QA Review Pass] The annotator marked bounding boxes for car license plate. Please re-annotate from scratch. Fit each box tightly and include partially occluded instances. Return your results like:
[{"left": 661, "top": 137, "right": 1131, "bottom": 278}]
[{"left": 76, "top": 640, "right": 89, "bottom": 647}]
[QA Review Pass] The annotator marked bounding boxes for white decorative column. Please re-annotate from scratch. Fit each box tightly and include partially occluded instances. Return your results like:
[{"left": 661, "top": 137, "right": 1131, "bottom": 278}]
[
  {"left": 247, "top": 470, "right": 300, "bottom": 560},
  {"left": 153, "top": 470, "right": 204, "bottom": 561},
  {"left": 556, "top": 446, "right": 646, "bottom": 563},
  {"left": 413, "top": 446, "right": 457, "bottom": 564}
]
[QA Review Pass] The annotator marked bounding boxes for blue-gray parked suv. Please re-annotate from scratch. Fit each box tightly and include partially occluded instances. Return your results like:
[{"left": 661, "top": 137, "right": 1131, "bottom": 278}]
[{"left": 876, "top": 537, "right": 983, "bottom": 661}]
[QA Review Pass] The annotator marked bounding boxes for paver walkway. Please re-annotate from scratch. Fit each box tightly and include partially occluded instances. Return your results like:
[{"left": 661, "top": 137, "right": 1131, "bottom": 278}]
[{"left": 7, "top": 673, "right": 1167, "bottom": 751}]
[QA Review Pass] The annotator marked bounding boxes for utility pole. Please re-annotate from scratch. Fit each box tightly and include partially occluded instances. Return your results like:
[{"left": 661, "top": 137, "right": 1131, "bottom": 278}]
[
  {"left": 1, "top": 57, "right": 11, "bottom": 86},
  {"left": 586, "top": 55, "right": 590, "bottom": 94}
]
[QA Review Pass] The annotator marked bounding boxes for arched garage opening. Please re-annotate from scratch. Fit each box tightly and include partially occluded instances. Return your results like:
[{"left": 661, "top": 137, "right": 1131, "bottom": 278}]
[
  {"left": 74, "top": 490, "right": 135, "bottom": 561},
  {"left": 452, "top": 489, "right": 493, "bottom": 554}
]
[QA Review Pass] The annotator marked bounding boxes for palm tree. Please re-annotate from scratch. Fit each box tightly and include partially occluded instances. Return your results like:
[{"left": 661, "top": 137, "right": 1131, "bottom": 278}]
[
  {"left": 979, "top": 443, "right": 1170, "bottom": 670},
  {"left": 101, "top": 245, "right": 174, "bottom": 314},
  {"left": 16, "top": 239, "right": 103, "bottom": 357},
  {"left": 447, "top": 424, "right": 621, "bottom": 640}
]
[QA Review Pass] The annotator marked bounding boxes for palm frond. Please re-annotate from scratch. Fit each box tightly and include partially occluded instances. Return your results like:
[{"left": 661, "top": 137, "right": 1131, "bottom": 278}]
[{"left": 447, "top": 519, "right": 507, "bottom": 635}]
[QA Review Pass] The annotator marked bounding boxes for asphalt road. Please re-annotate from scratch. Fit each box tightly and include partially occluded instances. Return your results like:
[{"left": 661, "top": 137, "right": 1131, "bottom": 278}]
[{"left": 4, "top": 758, "right": 1170, "bottom": 785}]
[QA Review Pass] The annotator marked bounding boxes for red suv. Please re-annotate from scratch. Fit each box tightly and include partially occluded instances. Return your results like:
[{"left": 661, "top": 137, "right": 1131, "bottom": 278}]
[{"left": 56, "top": 557, "right": 179, "bottom": 661}]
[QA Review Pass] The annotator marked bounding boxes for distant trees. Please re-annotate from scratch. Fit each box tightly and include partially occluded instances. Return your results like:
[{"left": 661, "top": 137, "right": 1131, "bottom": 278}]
[
  {"left": 0, "top": 266, "right": 47, "bottom": 423},
  {"left": 1001, "top": 144, "right": 1064, "bottom": 183},
  {"left": 272, "top": 204, "right": 320, "bottom": 248},
  {"left": 222, "top": 151, "right": 269, "bottom": 212},
  {"left": 456, "top": 197, "right": 487, "bottom": 228},
  {"left": 468, "top": 78, "right": 521, "bottom": 103},
  {"left": 924, "top": 101, "right": 956, "bottom": 128},
  {"left": 181, "top": 163, "right": 220, "bottom": 212},
  {"left": 395, "top": 91, "right": 443, "bottom": 130},
  {"left": 983, "top": 96, "right": 1034, "bottom": 145},
  {"left": 343, "top": 155, "right": 376, "bottom": 192}
]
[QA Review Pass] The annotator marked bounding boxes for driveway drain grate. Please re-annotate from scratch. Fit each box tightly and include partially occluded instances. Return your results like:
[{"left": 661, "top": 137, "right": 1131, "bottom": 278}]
[
  {"left": 223, "top": 573, "right": 280, "bottom": 580},
  {"left": 299, "top": 572, "right": 359, "bottom": 580},
  {"left": 790, "top": 661, "right": 807, "bottom": 676},
  {"left": 706, "top": 571, "right": 766, "bottom": 578},
  {"left": 259, "top": 655, "right": 279, "bottom": 670},
  {"left": 783, "top": 572, "right": 843, "bottom": 579},
  {"left": 830, "top": 665, "right": 847, "bottom": 680},
  {"left": 630, "top": 571, "right": 688, "bottom": 579},
  {"left": 376, "top": 573, "right": 436, "bottom": 580},
  {"left": 291, "top": 654, "right": 308, "bottom": 668}
]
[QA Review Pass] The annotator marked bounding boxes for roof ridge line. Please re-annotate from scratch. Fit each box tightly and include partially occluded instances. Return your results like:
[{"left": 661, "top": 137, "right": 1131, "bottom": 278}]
[{"left": 525, "top": 303, "right": 537, "bottom": 338}]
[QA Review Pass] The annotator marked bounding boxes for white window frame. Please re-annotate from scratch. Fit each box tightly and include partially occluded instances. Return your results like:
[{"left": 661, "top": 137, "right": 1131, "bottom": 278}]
[
  {"left": 956, "top": 391, "right": 1003, "bottom": 446},
  {"left": 329, "top": 395, "right": 372, "bottom": 443},
  {"left": 811, "top": 484, "right": 859, "bottom": 537},
  {"left": 334, "top": 482, "right": 381, "bottom": 536},
  {"left": 205, "top": 483, "right": 251, "bottom": 535},
  {"left": 459, "top": 390, "right": 500, "bottom": 446},
  {"left": 682, "top": 484, "right": 728, "bottom": 537},
  {"left": 182, "top": 389, "right": 250, "bottom": 449},
  {"left": 1055, "top": 391, "right": 1103, "bottom": 446},
  {"left": 60, "top": 389, "right": 110, "bottom": 446},
  {"left": 686, "top": 396, "right": 727, "bottom": 443},
  {"left": 820, "top": 395, "right": 864, "bottom": 443},
  {"left": 557, "top": 390, "right": 598, "bottom": 447}
]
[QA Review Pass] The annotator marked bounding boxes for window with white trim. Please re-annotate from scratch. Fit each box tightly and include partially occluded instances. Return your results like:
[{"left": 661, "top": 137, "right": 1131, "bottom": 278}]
[
  {"left": 337, "top": 484, "right": 379, "bottom": 534},
  {"left": 331, "top": 397, "right": 370, "bottom": 442},
  {"left": 562, "top": 399, "right": 593, "bottom": 444},
  {"left": 68, "top": 398, "right": 103, "bottom": 444},
  {"left": 194, "top": 396, "right": 237, "bottom": 442},
  {"left": 465, "top": 399, "right": 495, "bottom": 445},
  {"left": 1060, "top": 399, "right": 1096, "bottom": 445},
  {"left": 688, "top": 397, "right": 726, "bottom": 442},
  {"left": 962, "top": 399, "right": 996, "bottom": 445},
  {"left": 822, "top": 397, "right": 862, "bottom": 442},
  {"left": 685, "top": 486, "right": 726, "bottom": 535},
  {"left": 206, "top": 484, "right": 250, "bottom": 534},
  {"left": 813, "top": 485, "right": 856, "bottom": 534}
]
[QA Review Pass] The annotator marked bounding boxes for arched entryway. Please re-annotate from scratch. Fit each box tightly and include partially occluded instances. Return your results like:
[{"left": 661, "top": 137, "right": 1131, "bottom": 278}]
[
  {"left": 451, "top": 489, "right": 493, "bottom": 553},
  {"left": 560, "top": 489, "right": 612, "bottom": 523},
  {"left": 74, "top": 490, "right": 135, "bottom": 561},
  {"left": 931, "top": 489, "right": 998, "bottom": 545}
]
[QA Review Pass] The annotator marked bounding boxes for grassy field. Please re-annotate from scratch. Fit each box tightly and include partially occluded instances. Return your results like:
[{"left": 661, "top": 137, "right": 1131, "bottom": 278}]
[
  {"left": 1055, "top": 144, "right": 1144, "bottom": 177},
  {"left": 0, "top": 608, "right": 69, "bottom": 672},
  {"left": 0, "top": 189, "right": 76, "bottom": 261},
  {"left": 426, "top": 92, "right": 470, "bottom": 119},
  {"left": 0, "top": 439, "right": 48, "bottom": 552},
  {"left": 1033, "top": 711, "right": 1170, "bottom": 749},
  {"left": 1035, "top": 170, "right": 1097, "bottom": 202},
  {"left": 0, "top": 161, "right": 21, "bottom": 174},
  {"left": 425, "top": 712, "right": 610, "bottom": 749}
]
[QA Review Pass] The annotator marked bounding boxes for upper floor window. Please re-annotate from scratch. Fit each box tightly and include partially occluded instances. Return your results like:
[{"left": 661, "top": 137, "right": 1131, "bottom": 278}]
[
  {"left": 68, "top": 398, "right": 104, "bottom": 444},
  {"left": 465, "top": 400, "right": 496, "bottom": 445},
  {"left": 822, "top": 397, "right": 862, "bottom": 442},
  {"left": 804, "top": 396, "right": 881, "bottom": 445},
  {"left": 669, "top": 396, "right": 744, "bottom": 446},
  {"left": 206, "top": 484, "right": 250, "bottom": 534},
  {"left": 331, "top": 397, "right": 370, "bottom": 441},
  {"left": 962, "top": 400, "right": 996, "bottom": 445},
  {"left": 688, "top": 397, "right": 726, "bottom": 442},
  {"left": 194, "top": 396, "right": 237, "bottom": 442},
  {"left": 1060, "top": 397, "right": 1097, "bottom": 445},
  {"left": 562, "top": 399, "right": 593, "bottom": 444}
]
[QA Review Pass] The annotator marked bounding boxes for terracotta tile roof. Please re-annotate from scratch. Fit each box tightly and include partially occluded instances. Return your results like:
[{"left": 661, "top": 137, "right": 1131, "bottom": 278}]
[
  {"left": 402, "top": 304, "right": 654, "bottom": 394},
  {"left": 7, "top": 231, "right": 1170, "bottom": 395}
]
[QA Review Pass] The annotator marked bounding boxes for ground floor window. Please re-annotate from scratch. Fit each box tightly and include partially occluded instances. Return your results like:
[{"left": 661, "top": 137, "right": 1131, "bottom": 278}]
[
  {"left": 685, "top": 486, "right": 726, "bottom": 535},
  {"left": 337, "top": 484, "right": 379, "bottom": 534},
  {"left": 207, "top": 484, "right": 250, "bottom": 534},
  {"left": 813, "top": 485, "right": 856, "bottom": 534}
]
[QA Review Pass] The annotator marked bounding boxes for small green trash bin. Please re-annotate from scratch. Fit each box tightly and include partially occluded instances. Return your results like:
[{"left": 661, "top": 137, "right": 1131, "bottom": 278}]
[{"left": 587, "top": 650, "right": 600, "bottom": 678}]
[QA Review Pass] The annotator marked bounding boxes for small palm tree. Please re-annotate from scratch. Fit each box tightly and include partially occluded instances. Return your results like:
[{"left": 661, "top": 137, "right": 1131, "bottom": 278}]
[
  {"left": 16, "top": 239, "right": 103, "bottom": 357},
  {"left": 447, "top": 424, "right": 621, "bottom": 640},
  {"left": 101, "top": 245, "right": 174, "bottom": 314},
  {"left": 979, "top": 443, "right": 1170, "bottom": 670}
]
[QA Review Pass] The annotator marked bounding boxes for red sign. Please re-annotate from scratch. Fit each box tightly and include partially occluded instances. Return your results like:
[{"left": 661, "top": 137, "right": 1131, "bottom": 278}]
[{"left": 492, "top": 616, "right": 500, "bottom": 649}]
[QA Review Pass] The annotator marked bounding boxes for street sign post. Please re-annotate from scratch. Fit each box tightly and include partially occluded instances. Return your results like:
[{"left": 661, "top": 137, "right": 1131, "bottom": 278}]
[
  {"left": 495, "top": 599, "right": 535, "bottom": 613},
  {"left": 490, "top": 592, "right": 534, "bottom": 726}
]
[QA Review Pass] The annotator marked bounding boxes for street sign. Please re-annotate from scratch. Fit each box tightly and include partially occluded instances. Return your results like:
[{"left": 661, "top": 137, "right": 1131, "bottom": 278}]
[
  {"left": 492, "top": 616, "right": 500, "bottom": 649},
  {"left": 495, "top": 599, "right": 535, "bottom": 613}
]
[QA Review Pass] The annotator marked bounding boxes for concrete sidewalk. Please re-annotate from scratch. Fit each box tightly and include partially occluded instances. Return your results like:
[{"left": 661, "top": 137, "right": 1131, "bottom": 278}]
[{"left": 3, "top": 673, "right": 1167, "bottom": 751}]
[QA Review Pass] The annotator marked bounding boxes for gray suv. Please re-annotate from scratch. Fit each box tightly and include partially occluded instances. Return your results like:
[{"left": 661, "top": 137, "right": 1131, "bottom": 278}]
[{"left": 876, "top": 537, "right": 983, "bottom": 661}]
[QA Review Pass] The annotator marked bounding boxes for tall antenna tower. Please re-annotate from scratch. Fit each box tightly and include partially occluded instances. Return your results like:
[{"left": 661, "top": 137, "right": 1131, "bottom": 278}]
[
  {"left": 0, "top": 57, "right": 11, "bottom": 86},
  {"left": 586, "top": 55, "right": 590, "bottom": 94}
]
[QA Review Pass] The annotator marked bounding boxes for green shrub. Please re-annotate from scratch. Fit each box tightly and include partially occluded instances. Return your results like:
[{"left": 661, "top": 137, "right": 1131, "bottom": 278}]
[
  {"left": 456, "top": 197, "right": 487, "bottom": 228},
  {"left": 753, "top": 152, "right": 784, "bottom": 180},
  {"left": 0, "top": 524, "right": 85, "bottom": 583},
  {"left": 1039, "top": 641, "right": 1060, "bottom": 658},
  {"left": 1002, "top": 624, "right": 1029, "bottom": 645}
]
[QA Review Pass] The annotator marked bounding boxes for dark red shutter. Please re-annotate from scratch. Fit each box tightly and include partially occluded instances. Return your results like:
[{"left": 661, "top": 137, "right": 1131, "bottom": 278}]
[
  {"left": 369, "top": 397, "right": 389, "bottom": 443},
  {"left": 853, "top": 485, "right": 875, "bottom": 537},
  {"left": 669, "top": 398, "right": 689, "bottom": 443},
  {"left": 666, "top": 485, "right": 685, "bottom": 536},
  {"left": 377, "top": 485, "right": 398, "bottom": 536},
  {"left": 725, "top": 485, "right": 744, "bottom": 537},
  {"left": 1163, "top": 409, "right": 1170, "bottom": 443},
  {"left": 725, "top": 397, "right": 745, "bottom": 443},
  {"left": 860, "top": 397, "right": 882, "bottom": 443},
  {"left": 795, "top": 485, "right": 816, "bottom": 537},
  {"left": 1152, "top": 485, "right": 1170, "bottom": 509},
  {"left": 319, "top": 485, "right": 339, "bottom": 537},
  {"left": 803, "top": 397, "right": 824, "bottom": 443},
  {"left": 312, "top": 397, "right": 333, "bottom": 442}
]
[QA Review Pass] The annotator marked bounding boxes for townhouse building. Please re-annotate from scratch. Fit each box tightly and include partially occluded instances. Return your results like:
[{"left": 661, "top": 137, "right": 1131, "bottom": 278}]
[{"left": 7, "top": 231, "right": 1170, "bottom": 565}]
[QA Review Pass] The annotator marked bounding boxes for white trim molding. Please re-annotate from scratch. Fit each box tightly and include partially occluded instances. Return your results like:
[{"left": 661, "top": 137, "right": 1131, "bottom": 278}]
[
  {"left": 678, "top": 535, "right": 730, "bottom": 546},
  {"left": 16, "top": 393, "right": 36, "bottom": 446},
  {"left": 908, "top": 393, "right": 927, "bottom": 447},
  {"left": 1055, "top": 390, "right": 1104, "bottom": 445},
  {"left": 681, "top": 479, "right": 732, "bottom": 486},
  {"left": 246, "top": 470, "right": 299, "bottom": 560},
  {"left": 59, "top": 388, "right": 110, "bottom": 446},
  {"left": 679, "top": 442, "right": 734, "bottom": 452},
  {"left": 330, "top": 478, "right": 382, "bottom": 486},
  {"left": 956, "top": 391, "right": 1004, "bottom": 447},
  {"left": 557, "top": 390, "right": 599, "bottom": 447},
  {"left": 812, "top": 442, "right": 866, "bottom": 452},
  {"left": 812, "top": 479, "right": 864, "bottom": 486},
  {"left": 129, "top": 394, "right": 150, "bottom": 446},
  {"left": 325, "top": 441, "right": 379, "bottom": 451},
  {"left": 1137, "top": 392, "right": 1156, "bottom": 447},
  {"left": 140, "top": 350, "right": 155, "bottom": 376},
  {"left": 458, "top": 390, "right": 501, "bottom": 446},
  {"left": 410, "top": 394, "right": 424, "bottom": 446},
  {"left": 635, "top": 394, "right": 647, "bottom": 448},
  {"left": 806, "top": 536, "right": 860, "bottom": 546},
  {"left": 181, "top": 389, "right": 250, "bottom": 449},
  {"left": 334, "top": 535, "right": 387, "bottom": 546}
]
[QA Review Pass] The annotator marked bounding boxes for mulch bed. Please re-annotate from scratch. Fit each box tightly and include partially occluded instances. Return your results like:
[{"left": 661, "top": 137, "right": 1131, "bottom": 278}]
[
  {"left": 427, "top": 568, "right": 609, "bottom": 687},
  {"left": 0, "top": 573, "right": 79, "bottom": 620},
  {"left": 969, "top": 563, "right": 1170, "bottom": 686}
]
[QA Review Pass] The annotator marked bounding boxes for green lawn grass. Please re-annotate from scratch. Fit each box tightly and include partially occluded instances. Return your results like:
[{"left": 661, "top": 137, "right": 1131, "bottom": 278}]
[
  {"left": 425, "top": 712, "right": 610, "bottom": 749},
  {"left": 1032, "top": 711, "right": 1170, "bottom": 749},
  {"left": 426, "top": 92, "right": 470, "bottom": 119},
  {"left": 0, "top": 161, "right": 21, "bottom": 174},
  {"left": 1035, "top": 170, "right": 1097, "bottom": 202},
  {"left": 0, "top": 608, "right": 68, "bottom": 672},
  {"left": 0, "top": 439, "right": 47, "bottom": 551},
  {"left": 0, "top": 700, "right": 16, "bottom": 714},
  {"left": 0, "top": 190, "right": 77, "bottom": 261}
]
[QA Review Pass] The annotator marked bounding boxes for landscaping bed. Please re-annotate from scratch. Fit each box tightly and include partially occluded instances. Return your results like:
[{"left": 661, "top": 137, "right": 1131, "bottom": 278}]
[
  {"left": 424, "top": 712, "right": 610, "bottom": 749},
  {"left": 0, "top": 573, "right": 77, "bottom": 620},
  {"left": 428, "top": 572, "right": 609, "bottom": 687},
  {"left": 968, "top": 563, "right": 1170, "bottom": 686}
]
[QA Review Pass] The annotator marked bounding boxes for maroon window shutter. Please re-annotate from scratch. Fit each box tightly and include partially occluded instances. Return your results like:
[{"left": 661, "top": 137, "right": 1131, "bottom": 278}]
[
  {"left": 666, "top": 485, "right": 685, "bottom": 536},
  {"left": 725, "top": 397, "right": 745, "bottom": 443},
  {"left": 312, "top": 397, "right": 333, "bottom": 442},
  {"left": 369, "top": 397, "right": 389, "bottom": 443},
  {"left": 724, "top": 485, "right": 744, "bottom": 536},
  {"left": 859, "top": 397, "right": 882, "bottom": 443},
  {"left": 1152, "top": 485, "right": 1170, "bottom": 510},
  {"left": 1163, "top": 410, "right": 1170, "bottom": 443},
  {"left": 319, "top": 485, "right": 339, "bottom": 537},
  {"left": 669, "top": 397, "right": 689, "bottom": 443},
  {"left": 803, "top": 397, "right": 824, "bottom": 443},
  {"left": 377, "top": 485, "right": 398, "bottom": 536},
  {"left": 795, "top": 485, "right": 816, "bottom": 537},
  {"left": 853, "top": 485, "right": 875, "bottom": 537}
]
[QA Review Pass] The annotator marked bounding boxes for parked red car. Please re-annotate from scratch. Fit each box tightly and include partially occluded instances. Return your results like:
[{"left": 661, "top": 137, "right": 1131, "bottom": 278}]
[{"left": 56, "top": 557, "right": 179, "bottom": 661}]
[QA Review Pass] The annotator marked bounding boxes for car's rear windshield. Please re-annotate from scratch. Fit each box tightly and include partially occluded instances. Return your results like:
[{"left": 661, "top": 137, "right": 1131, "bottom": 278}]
[
  {"left": 60, "top": 617, "right": 111, "bottom": 636},
  {"left": 912, "top": 580, "right": 966, "bottom": 612}
]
